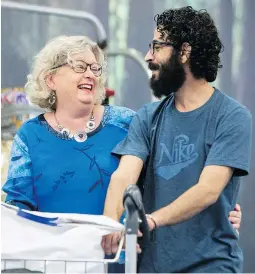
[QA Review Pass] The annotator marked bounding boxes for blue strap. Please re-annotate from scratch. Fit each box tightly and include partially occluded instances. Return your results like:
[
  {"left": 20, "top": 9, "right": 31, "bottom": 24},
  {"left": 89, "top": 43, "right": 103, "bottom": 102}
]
[{"left": 17, "top": 209, "right": 58, "bottom": 226}]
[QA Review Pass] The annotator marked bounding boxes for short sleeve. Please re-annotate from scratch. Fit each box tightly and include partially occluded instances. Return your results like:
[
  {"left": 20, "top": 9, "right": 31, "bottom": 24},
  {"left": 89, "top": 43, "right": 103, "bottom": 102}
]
[
  {"left": 205, "top": 107, "right": 252, "bottom": 176},
  {"left": 112, "top": 106, "right": 150, "bottom": 162},
  {"left": 2, "top": 134, "right": 37, "bottom": 210}
]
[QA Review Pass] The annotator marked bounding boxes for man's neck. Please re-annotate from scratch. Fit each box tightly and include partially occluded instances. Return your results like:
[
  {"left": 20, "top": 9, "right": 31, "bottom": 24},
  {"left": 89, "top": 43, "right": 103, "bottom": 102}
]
[{"left": 174, "top": 78, "right": 214, "bottom": 112}]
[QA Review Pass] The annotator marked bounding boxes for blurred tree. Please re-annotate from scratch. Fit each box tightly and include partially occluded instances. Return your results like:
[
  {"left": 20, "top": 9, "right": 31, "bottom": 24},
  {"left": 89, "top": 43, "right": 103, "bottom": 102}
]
[
  {"left": 46, "top": 0, "right": 98, "bottom": 41},
  {"left": 108, "top": 0, "right": 130, "bottom": 106},
  {"left": 121, "top": 0, "right": 155, "bottom": 110},
  {"left": 1, "top": 0, "right": 49, "bottom": 88},
  {"left": 238, "top": 0, "right": 255, "bottom": 104},
  {"left": 231, "top": 0, "right": 243, "bottom": 101},
  {"left": 219, "top": 0, "right": 234, "bottom": 96},
  {"left": 239, "top": 1, "right": 255, "bottom": 272}
]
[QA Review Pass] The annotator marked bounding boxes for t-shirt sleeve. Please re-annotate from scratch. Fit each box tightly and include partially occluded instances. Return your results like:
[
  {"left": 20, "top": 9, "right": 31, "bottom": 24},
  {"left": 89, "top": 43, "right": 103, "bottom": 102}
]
[
  {"left": 2, "top": 134, "right": 37, "bottom": 210},
  {"left": 112, "top": 106, "right": 150, "bottom": 162},
  {"left": 205, "top": 106, "right": 252, "bottom": 176}
]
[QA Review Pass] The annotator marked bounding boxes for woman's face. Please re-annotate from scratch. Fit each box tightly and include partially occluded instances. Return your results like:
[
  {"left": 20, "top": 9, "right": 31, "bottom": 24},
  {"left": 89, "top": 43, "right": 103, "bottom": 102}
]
[{"left": 47, "top": 49, "right": 102, "bottom": 109}]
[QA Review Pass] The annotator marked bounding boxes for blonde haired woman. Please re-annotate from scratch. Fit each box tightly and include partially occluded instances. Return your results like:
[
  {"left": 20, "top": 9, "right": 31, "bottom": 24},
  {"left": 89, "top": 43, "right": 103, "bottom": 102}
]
[{"left": 2, "top": 35, "right": 135, "bottom": 215}]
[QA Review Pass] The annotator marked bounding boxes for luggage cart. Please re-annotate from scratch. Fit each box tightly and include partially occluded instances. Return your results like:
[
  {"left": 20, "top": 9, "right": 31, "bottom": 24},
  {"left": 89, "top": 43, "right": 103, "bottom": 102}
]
[{"left": 1, "top": 185, "right": 149, "bottom": 274}]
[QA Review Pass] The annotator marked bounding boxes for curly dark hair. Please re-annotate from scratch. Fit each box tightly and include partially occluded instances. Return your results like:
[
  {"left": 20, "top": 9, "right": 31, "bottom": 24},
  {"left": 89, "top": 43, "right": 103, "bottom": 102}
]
[{"left": 155, "top": 6, "right": 223, "bottom": 82}]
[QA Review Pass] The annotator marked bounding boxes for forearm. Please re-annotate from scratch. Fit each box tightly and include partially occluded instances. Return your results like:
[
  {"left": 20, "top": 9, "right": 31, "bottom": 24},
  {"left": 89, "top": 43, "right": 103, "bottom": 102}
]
[
  {"left": 104, "top": 171, "right": 136, "bottom": 221},
  {"left": 104, "top": 155, "right": 144, "bottom": 221},
  {"left": 152, "top": 183, "right": 219, "bottom": 227},
  {"left": 151, "top": 165, "right": 233, "bottom": 227}
]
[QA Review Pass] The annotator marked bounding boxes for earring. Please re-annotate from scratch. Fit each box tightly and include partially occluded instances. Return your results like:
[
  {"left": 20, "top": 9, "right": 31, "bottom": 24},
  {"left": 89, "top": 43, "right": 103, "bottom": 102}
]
[{"left": 48, "top": 92, "right": 56, "bottom": 105}]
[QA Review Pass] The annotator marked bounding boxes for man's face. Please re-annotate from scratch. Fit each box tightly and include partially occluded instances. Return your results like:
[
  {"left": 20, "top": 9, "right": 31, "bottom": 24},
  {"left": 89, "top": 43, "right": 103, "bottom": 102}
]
[{"left": 145, "top": 29, "right": 186, "bottom": 98}]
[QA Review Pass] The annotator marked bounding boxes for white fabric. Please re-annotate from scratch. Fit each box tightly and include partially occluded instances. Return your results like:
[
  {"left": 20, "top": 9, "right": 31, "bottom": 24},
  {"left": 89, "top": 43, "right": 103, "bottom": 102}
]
[{"left": 1, "top": 203, "right": 124, "bottom": 273}]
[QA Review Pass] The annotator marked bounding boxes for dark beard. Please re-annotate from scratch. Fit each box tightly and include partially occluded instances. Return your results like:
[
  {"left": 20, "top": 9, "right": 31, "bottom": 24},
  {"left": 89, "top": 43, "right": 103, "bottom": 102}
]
[{"left": 149, "top": 51, "right": 186, "bottom": 98}]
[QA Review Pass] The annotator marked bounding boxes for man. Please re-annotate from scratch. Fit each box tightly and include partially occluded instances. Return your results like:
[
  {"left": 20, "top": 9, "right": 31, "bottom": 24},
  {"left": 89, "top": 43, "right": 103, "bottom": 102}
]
[{"left": 102, "top": 6, "right": 251, "bottom": 273}]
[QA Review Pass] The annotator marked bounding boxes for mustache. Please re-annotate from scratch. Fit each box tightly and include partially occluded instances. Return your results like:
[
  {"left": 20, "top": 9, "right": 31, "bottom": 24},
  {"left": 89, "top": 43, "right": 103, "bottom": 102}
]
[{"left": 148, "top": 62, "right": 160, "bottom": 71}]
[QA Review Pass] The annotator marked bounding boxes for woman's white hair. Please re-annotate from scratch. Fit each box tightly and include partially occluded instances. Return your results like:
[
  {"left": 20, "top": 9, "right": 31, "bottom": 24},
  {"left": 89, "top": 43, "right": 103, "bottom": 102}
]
[{"left": 25, "top": 35, "right": 107, "bottom": 111}]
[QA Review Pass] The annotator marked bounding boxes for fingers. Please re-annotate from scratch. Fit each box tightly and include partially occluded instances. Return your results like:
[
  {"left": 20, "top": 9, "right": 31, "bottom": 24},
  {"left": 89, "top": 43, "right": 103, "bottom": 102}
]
[
  {"left": 138, "top": 230, "right": 143, "bottom": 237},
  {"left": 105, "top": 235, "right": 113, "bottom": 255},
  {"left": 136, "top": 243, "right": 142, "bottom": 254},
  {"left": 229, "top": 206, "right": 241, "bottom": 231},
  {"left": 101, "top": 237, "right": 106, "bottom": 253},
  {"left": 229, "top": 210, "right": 241, "bottom": 218},
  {"left": 102, "top": 233, "right": 121, "bottom": 255},
  {"left": 111, "top": 233, "right": 121, "bottom": 254},
  {"left": 234, "top": 203, "right": 241, "bottom": 212},
  {"left": 102, "top": 232, "right": 143, "bottom": 255},
  {"left": 229, "top": 216, "right": 241, "bottom": 228}
]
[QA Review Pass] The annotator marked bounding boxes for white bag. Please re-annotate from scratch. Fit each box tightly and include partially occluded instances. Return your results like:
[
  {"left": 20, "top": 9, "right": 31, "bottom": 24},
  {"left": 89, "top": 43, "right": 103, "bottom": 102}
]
[{"left": 1, "top": 203, "right": 124, "bottom": 273}]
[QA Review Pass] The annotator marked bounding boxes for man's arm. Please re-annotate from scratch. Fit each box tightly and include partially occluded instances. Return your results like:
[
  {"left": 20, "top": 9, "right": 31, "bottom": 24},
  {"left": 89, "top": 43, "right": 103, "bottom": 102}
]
[
  {"left": 103, "top": 155, "right": 144, "bottom": 221},
  {"left": 102, "top": 155, "right": 143, "bottom": 255},
  {"left": 102, "top": 105, "right": 151, "bottom": 255},
  {"left": 151, "top": 165, "right": 233, "bottom": 227},
  {"left": 104, "top": 105, "right": 151, "bottom": 222}
]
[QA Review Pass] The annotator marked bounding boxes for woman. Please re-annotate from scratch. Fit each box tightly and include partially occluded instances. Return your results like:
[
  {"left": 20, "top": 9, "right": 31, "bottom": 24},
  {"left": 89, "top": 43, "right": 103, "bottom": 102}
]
[
  {"left": 2, "top": 35, "right": 135, "bottom": 216},
  {"left": 2, "top": 35, "right": 241, "bottom": 244}
]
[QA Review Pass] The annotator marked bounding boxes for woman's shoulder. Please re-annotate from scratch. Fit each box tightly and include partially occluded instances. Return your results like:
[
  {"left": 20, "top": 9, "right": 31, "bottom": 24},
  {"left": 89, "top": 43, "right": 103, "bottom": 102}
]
[
  {"left": 103, "top": 105, "right": 136, "bottom": 131},
  {"left": 19, "top": 114, "right": 43, "bottom": 129},
  {"left": 15, "top": 114, "right": 44, "bottom": 138},
  {"left": 108, "top": 105, "right": 136, "bottom": 119}
]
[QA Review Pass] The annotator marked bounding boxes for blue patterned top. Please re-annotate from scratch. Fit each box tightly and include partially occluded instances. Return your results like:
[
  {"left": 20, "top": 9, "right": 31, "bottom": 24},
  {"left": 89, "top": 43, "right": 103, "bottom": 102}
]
[{"left": 2, "top": 105, "right": 135, "bottom": 214}]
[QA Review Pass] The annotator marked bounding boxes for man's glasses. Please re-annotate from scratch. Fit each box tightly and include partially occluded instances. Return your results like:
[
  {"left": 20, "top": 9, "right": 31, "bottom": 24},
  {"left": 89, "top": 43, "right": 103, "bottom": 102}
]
[
  {"left": 53, "top": 60, "right": 102, "bottom": 77},
  {"left": 148, "top": 41, "right": 174, "bottom": 55}
]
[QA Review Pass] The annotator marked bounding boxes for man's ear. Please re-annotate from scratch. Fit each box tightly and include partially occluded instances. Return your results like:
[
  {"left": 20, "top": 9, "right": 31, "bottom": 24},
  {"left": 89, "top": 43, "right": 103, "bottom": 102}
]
[
  {"left": 45, "top": 74, "right": 56, "bottom": 91},
  {"left": 180, "top": 42, "right": 192, "bottom": 64}
]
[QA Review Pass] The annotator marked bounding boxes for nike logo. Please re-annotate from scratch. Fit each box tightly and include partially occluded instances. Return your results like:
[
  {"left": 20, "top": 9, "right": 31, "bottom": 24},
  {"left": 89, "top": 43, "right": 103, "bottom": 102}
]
[{"left": 155, "top": 135, "right": 198, "bottom": 180}]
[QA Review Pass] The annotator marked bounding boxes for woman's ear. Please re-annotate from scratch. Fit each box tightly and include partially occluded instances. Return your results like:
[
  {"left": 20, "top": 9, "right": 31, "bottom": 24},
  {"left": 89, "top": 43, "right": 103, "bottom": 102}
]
[{"left": 45, "top": 74, "right": 56, "bottom": 91}]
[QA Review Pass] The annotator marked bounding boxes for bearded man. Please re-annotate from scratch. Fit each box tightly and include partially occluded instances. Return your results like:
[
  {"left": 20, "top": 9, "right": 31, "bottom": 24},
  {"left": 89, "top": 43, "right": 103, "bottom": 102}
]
[{"left": 102, "top": 6, "right": 251, "bottom": 273}]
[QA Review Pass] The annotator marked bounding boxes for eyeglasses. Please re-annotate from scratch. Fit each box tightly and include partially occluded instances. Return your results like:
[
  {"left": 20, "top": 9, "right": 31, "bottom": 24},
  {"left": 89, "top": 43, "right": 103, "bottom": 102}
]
[
  {"left": 53, "top": 60, "right": 102, "bottom": 77},
  {"left": 149, "top": 41, "right": 174, "bottom": 55}
]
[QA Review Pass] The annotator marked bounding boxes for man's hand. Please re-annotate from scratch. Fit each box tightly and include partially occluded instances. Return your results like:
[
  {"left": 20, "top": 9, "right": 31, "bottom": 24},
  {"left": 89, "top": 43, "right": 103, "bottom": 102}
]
[
  {"left": 101, "top": 231, "right": 143, "bottom": 255},
  {"left": 101, "top": 232, "right": 122, "bottom": 256},
  {"left": 229, "top": 203, "right": 242, "bottom": 230}
]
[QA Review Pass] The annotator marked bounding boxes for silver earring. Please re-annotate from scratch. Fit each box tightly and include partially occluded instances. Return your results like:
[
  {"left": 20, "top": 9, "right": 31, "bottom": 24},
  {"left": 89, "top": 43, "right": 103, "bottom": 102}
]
[{"left": 48, "top": 92, "right": 56, "bottom": 105}]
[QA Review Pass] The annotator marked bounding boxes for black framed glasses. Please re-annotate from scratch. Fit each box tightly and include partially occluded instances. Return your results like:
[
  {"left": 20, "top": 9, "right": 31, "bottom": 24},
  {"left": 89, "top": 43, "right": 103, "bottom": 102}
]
[
  {"left": 52, "top": 60, "right": 102, "bottom": 77},
  {"left": 148, "top": 40, "right": 174, "bottom": 55}
]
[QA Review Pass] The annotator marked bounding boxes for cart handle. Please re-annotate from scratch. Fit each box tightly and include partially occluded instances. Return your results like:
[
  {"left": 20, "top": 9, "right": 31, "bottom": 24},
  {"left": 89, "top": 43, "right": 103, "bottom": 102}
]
[{"left": 123, "top": 184, "right": 150, "bottom": 242}]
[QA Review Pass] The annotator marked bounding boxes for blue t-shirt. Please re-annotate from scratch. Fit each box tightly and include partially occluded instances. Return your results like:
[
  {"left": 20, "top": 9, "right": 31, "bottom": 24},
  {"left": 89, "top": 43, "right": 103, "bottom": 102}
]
[
  {"left": 3, "top": 105, "right": 135, "bottom": 215},
  {"left": 113, "top": 89, "right": 252, "bottom": 273}
]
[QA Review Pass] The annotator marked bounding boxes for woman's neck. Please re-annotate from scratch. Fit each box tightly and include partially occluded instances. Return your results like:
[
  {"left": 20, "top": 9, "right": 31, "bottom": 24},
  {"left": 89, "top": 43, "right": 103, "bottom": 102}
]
[
  {"left": 56, "top": 103, "right": 93, "bottom": 119},
  {"left": 52, "top": 104, "right": 104, "bottom": 132}
]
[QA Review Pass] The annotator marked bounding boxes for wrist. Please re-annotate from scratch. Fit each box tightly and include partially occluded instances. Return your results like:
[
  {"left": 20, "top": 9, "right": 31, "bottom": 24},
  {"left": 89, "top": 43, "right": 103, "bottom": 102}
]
[
  {"left": 151, "top": 207, "right": 169, "bottom": 227},
  {"left": 146, "top": 214, "right": 158, "bottom": 230}
]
